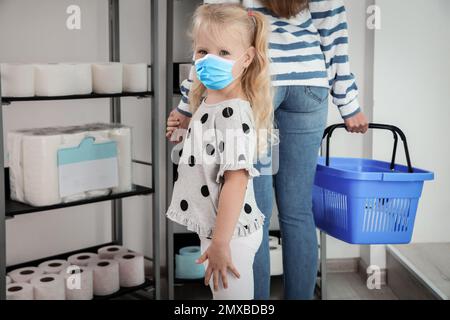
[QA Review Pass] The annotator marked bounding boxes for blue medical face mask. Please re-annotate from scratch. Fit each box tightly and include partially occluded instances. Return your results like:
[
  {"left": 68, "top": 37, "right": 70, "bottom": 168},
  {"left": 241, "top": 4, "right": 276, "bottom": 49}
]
[{"left": 194, "top": 53, "right": 245, "bottom": 90}]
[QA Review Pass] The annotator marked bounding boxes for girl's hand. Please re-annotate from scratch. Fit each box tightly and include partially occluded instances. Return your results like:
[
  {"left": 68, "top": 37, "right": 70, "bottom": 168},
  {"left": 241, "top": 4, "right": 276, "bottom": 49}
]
[
  {"left": 196, "top": 241, "right": 240, "bottom": 291},
  {"left": 344, "top": 111, "right": 369, "bottom": 133}
]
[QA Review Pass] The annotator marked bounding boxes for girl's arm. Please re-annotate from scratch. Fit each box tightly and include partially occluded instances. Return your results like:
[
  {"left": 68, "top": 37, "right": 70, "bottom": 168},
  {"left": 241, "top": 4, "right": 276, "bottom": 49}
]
[
  {"left": 309, "top": 0, "right": 361, "bottom": 120},
  {"left": 200, "top": 170, "right": 248, "bottom": 290}
]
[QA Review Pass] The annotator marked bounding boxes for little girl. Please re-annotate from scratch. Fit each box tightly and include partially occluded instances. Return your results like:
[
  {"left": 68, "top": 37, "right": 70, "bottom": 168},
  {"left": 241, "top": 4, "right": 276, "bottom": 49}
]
[{"left": 166, "top": 4, "right": 273, "bottom": 300}]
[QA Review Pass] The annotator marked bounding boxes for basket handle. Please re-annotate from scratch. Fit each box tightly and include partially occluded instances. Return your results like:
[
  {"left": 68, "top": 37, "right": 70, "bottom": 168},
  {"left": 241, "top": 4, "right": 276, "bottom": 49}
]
[{"left": 322, "top": 123, "right": 414, "bottom": 173}]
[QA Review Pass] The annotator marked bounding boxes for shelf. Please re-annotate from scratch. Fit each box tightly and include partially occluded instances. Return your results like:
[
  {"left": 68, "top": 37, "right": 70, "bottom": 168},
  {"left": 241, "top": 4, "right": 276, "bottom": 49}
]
[
  {"left": 6, "top": 184, "right": 153, "bottom": 217},
  {"left": 6, "top": 242, "right": 154, "bottom": 300},
  {"left": 1, "top": 91, "right": 153, "bottom": 104}
]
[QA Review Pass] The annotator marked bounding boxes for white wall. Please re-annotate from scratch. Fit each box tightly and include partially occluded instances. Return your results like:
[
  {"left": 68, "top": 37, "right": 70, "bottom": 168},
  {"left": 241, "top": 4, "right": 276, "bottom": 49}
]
[
  {"left": 1, "top": 0, "right": 153, "bottom": 265},
  {"left": 373, "top": 0, "right": 450, "bottom": 243}
]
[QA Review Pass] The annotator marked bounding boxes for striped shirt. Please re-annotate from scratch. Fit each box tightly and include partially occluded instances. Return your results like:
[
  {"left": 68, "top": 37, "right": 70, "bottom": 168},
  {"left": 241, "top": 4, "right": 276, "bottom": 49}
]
[{"left": 177, "top": 0, "right": 360, "bottom": 119}]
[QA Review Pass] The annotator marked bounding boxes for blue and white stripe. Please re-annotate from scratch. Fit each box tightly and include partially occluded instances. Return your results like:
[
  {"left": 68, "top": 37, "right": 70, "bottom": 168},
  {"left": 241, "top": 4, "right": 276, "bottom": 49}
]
[{"left": 178, "top": 0, "right": 360, "bottom": 119}]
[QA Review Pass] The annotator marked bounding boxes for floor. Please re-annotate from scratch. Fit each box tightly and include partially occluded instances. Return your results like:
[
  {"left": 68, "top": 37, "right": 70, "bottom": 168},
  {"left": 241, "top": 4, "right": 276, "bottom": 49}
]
[
  {"left": 174, "top": 273, "right": 398, "bottom": 300},
  {"left": 388, "top": 243, "right": 450, "bottom": 300}
]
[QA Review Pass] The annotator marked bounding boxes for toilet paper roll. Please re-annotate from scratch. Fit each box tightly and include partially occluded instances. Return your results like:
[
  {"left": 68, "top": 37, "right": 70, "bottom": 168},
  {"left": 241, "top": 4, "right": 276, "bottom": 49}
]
[
  {"left": 7, "top": 131, "right": 26, "bottom": 203},
  {"left": 22, "top": 133, "right": 62, "bottom": 206},
  {"left": 8, "top": 266, "right": 44, "bottom": 283},
  {"left": 89, "top": 260, "right": 120, "bottom": 296},
  {"left": 269, "top": 244, "right": 283, "bottom": 276},
  {"left": 60, "top": 265, "right": 94, "bottom": 300},
  {"left": 59, "top": 130, "right": 89, "bottom": 202},
  {"left": 38, "top": 259, "right": 70, "bottom": 274},
  {"left": 175, "top": 246, "right": 205, "bottom": 280},
  {"left": 269, "top": 236, "right": 279, "bottom": 247},
  {"left": 114, "top": 253, "right": 145, "bottom": 287},
  {"left": 6, "top": 282, "right": 34, "bottom": 300},
  {"left": 34, "top": 63, "right": 75, "bottom": 96},
  {"left": 64, "top": 63, "right": 93, "bottom": 95},
  {"left": 110, "top": 127, "right": 132, "bottom": 193},
  {"left": 68, "top": 252, "right": 99, "bottom": 267},
  {"left": 97, "top": 245, "right": 128, "bottom": 260},
  {"left": 0, "top": 63, "right": 35, "bottom": 97},
  {"left": 84, "top": 128, "right": 115, "bottom": 198},
  {"left": 31, "top": 274, "right": 66, "bottom": 300},
  {"left": 92, "top": 63, "right": 123, "bottom": 94},
  {"left": 123, "top": 63, "right": 148, "bottom": 92}
]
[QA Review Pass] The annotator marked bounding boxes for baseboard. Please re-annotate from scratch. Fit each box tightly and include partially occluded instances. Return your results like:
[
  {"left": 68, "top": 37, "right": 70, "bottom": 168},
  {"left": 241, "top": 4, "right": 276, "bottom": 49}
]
[{"left": 326, "top": 258, "right": 359, "bottom": 273}]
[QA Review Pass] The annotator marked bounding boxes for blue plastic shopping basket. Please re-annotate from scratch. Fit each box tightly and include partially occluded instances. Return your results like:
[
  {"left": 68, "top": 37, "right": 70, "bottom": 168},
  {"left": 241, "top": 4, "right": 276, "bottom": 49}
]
[{"left": 312, "top": 123, "right": 434, "bottom": 244}]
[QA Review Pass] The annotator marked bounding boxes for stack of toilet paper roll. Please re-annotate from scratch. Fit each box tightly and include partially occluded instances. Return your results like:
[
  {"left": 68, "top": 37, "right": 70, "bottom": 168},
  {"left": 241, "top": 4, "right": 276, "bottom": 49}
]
[
  {"left": 269, "top": 236, "right": 283, "bottom": 276},
  {"left": 0, "top": 62, "right": 149, "bottom": 97},
  {"left": 7, "top": 123, "right": 132, "bottom": 207},
  {"left": 5, "top": 245, "right": 145, "bottom": 300}
]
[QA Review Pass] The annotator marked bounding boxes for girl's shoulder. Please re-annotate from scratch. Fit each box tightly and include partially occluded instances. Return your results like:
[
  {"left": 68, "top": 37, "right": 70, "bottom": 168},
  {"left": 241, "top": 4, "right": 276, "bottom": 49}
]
[{"left": 200, "top": 98, "right": 255, "bottom": 131}]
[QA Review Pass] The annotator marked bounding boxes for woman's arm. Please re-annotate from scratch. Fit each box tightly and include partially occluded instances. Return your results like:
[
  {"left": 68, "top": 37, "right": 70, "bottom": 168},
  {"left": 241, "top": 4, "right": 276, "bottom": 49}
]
[{"left": 309, "top": 0, "right": 361, "bottom": 120}]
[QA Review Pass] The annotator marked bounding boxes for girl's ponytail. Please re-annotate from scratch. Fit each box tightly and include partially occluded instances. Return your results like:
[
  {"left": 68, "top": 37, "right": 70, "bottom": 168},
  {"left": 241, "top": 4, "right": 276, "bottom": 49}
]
[{"left": 242, "top": 10, "right": 276, "bottom": 156}]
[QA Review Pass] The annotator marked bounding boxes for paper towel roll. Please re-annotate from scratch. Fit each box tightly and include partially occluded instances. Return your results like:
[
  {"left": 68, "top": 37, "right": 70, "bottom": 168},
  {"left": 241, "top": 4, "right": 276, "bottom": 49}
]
[
  {"left": 269, "top": 244, "right": 283, "bottom": 276},
  {"left": 68, "top": 252, "right": 98, "bottom": 267},
  {"left": 110, "top": 127, "right": 132, "bottom": 193},
  {"left": 38, "top": 260, "right": 70, "bottom": 274},
  {"left": 31, "top": 274, "right": 66, "bottom": 300},
  {"left": 34, "top": 63, "right": 75, "bottom": 96},
  {"left": 89, "top": 260, "right": 120, "bottom": 296},
  {"left": 22, "top": 133, "right": 62, "bottom": 206},
  {"left": 0, "top": 63, "right": 35, "bottom": 97},
  {"left": 269, "top": 236, "right": 279, "bottom": 247},
  {"left": 123, "top": 63, "right": 147, "bottom": 92},
  {"left": 92, "top": 63, "right": 123, "bottom": 94},
  {"left": 98, "top": 245, "right": 128, "bottom": 260},
  {"left": 8, "top": 266, "right": 43, "bottom": 283},
  {"left": 64, "top": 63, "right": 92, "bottom": 95},
  {"left": 6, "top": 282, "right": 34, "bottom": 300},
  {"left": 175, "top": 246, "right": 205, "bottom": 280},
  {"left": 6, "top": 275, "right": 12, "bottom": 285},
  {"left": 114, "top": 253, "right": 145, "bottom": 287},
  {"left": 60, "top": 265, "right": 94, "bottom": 300}
]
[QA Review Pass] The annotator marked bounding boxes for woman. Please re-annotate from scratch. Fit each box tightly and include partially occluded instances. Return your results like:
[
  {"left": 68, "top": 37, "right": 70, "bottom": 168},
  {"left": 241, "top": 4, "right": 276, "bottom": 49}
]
[{"left": 167, "top": 0, "right": 368, "bottom": 300}]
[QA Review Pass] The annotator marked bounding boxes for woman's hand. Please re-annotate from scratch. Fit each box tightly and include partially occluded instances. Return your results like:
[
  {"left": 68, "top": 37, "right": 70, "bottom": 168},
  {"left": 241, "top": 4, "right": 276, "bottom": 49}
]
[
  {"left": 344, "top": 111, "right": 369, "bottom": 133},
  {"left": 196, "top": 241, "right": 240, "bottom": 291},
  {"left": 166, "top": 109, "right": 191, "bottom": 142}
]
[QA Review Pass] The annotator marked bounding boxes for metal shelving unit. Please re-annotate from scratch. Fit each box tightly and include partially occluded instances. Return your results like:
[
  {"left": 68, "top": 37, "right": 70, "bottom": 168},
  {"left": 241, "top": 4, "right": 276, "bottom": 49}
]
[{"left": 0, "top": 0, "right": 164, "bottom": 300}]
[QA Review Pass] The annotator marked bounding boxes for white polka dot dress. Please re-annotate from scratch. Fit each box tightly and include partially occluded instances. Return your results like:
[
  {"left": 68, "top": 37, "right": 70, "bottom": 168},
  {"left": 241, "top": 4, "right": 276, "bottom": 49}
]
[{"left": 166, "top": 98, "right": 265, "bottom": 238}]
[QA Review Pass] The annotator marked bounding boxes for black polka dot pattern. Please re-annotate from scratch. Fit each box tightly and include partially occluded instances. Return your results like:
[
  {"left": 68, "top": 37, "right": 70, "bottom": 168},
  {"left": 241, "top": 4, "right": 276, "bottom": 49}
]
[
  {"left": 218, "top": 141, "right": 225, "bottom": 153},
  {"left": 179, "top": 148, "right": 183, "bottom": 158},
  {"left": 238, "top": 154, "right": 246, "bottom": 162},
  {"left": 242, "top": 123, "right": 250, "bottom": 134},
  {"left": 188, "top": 156, "right": 196, "bottom": 167},
  {"left": 201, "top": 113, "right": 209, "bottom": 124},
  {"left": 187, "top": 128, "right": 191, "bottom": 138},
  {"left": 180, "top": 200, "right": 188, "bottom": 211},
  {"left": 244, "top": 203, "right": 252, "bottom": 214},
  {"left": 222, "top": 107, "right": 234, "bottom": 118},
  {"left": 201, "top": 185, "right": 210, "bottom": 197},
  {"left": 205, "top": 144, "right": 215, "bottom": 156}
]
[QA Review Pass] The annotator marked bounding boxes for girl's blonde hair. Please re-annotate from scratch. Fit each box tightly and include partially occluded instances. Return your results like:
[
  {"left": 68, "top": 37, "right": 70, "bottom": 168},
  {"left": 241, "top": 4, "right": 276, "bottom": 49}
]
[{"left": 189, "top": 4, "right": 274, "bottom": 155}]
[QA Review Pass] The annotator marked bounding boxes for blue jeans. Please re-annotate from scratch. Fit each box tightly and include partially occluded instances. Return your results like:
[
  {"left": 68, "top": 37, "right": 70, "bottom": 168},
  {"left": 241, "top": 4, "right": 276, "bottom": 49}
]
[{"left": 253, "top": 85, "right": 328, "bottom": 300}]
